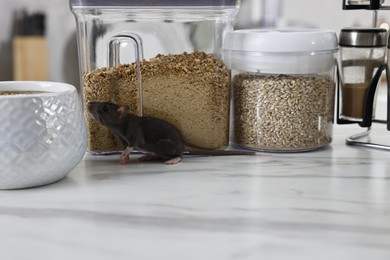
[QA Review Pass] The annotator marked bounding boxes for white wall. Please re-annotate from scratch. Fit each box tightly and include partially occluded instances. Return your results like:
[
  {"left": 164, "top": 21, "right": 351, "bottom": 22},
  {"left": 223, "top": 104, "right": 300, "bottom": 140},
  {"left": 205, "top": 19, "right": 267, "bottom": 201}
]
[
  {"left": 282, "top": 0, "right": 384, "bottom": 30},
  {"left": 0, "top": 0, "right": 387, "bottom": 87},
  {"left": 0, "top": 0, "right": 78, "bottom": 86},
  {"left": 236, "top": 0, "right": 387, "bottom": 30}
]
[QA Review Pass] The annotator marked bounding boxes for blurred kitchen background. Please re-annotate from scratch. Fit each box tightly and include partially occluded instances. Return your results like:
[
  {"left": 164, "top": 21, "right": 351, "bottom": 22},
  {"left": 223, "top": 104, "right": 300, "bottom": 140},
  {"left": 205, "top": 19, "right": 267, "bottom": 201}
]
[{"left": 0, "top": 0, "right": 388, "bottom": 89}]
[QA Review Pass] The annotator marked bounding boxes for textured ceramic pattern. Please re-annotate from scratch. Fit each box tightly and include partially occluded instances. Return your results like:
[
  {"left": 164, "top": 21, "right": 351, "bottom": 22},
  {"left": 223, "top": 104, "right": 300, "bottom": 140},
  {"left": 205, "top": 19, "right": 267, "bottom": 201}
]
[{"left": 0, "top": 82, "right": 87, "bottom": 189}]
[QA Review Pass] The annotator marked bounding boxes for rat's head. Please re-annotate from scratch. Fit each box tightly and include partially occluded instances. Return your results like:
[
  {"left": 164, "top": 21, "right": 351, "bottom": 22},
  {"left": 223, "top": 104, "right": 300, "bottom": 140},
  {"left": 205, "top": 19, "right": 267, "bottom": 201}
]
[{"left": 87, "top": 102, "right": 130, "bottom": 127}]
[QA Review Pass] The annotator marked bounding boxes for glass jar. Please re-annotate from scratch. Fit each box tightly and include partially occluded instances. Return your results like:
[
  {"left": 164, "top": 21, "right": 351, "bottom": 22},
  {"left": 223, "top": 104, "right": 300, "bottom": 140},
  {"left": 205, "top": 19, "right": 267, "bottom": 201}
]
[
  {"left": 69, "top": 0, "right": 240, "bottom": 153},
  {"left": 339, "top": 28, "right": 387, "bottom": 122},
  {"left": 223, "top": 29, "right": 338, "bottom": 152}
]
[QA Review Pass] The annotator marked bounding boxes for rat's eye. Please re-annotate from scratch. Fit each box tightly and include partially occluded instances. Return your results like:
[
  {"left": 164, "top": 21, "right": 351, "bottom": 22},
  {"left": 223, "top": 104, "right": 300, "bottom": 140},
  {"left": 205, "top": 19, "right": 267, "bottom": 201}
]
[{"left": 102, "top": 104, "right": 111, "bottom": 113}]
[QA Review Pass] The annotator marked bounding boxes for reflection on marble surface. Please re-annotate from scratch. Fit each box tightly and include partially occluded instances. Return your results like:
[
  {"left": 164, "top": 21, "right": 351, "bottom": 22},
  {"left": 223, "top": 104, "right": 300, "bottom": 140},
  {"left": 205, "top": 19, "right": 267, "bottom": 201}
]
[{"left": 0, "top": 125, "right": 389, "bottom": 260}]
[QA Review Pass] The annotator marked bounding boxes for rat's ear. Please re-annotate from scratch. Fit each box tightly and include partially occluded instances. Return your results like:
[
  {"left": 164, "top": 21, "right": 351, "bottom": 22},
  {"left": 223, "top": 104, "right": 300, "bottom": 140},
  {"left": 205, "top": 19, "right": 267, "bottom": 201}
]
[{"left": 116, "top": 105, "right": 130, "bottom": 119}]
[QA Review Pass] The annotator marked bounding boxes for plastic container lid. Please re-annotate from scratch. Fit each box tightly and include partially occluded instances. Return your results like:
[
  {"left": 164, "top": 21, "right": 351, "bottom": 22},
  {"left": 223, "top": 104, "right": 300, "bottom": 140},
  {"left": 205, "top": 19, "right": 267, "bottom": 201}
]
[
  {"left": 223, "top": 29, "right": 338, "bottom": 74},
  {"left": 224, "top": 29, "right": 338, "bottom": 53},
  {"left": 69, "top": 0, "right": 239, "bottom": 7}
]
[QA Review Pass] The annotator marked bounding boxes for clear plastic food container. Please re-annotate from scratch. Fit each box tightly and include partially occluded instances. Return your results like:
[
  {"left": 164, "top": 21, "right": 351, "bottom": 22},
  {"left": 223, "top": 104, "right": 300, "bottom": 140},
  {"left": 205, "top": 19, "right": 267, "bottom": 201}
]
[
  {"left": 223, "top": 29, "right": 338, "bottom": 152},
  {"left": 69, "top": 0, "right": 240, "bottom": 153}
]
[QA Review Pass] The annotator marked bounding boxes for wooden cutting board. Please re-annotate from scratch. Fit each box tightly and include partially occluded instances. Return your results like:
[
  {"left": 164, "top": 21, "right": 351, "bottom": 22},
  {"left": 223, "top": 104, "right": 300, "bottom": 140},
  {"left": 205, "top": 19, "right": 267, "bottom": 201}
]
[{"left": 13, "top": 36, "right": 48, "bottom": 81}]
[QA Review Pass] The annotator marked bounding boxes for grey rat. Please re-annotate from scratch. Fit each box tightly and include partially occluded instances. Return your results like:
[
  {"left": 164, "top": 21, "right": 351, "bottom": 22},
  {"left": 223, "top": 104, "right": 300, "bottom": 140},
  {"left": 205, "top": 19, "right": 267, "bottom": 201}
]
[
  {"left": 87, "top": 102, "right": 259, "bottom": 165},
  {"left": 88, "top": 102, "right": 183, "bottom": 164}
]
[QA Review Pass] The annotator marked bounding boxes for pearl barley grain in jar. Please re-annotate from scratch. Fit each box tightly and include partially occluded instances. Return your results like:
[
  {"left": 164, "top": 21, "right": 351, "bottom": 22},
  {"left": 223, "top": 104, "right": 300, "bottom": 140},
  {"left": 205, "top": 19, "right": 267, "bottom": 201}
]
[{"left": 223, "top": 29, "right": 338, "bottom": 152}]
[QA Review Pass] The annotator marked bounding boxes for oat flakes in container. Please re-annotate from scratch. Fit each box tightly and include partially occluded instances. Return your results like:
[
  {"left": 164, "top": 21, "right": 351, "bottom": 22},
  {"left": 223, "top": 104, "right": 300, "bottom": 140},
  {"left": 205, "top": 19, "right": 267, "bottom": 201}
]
[
  {"left": 69, "top": 0, "right": 240, "bottom": 153},
  {"left": 223, "top": 29, "right": 338, "bottom": 152}
]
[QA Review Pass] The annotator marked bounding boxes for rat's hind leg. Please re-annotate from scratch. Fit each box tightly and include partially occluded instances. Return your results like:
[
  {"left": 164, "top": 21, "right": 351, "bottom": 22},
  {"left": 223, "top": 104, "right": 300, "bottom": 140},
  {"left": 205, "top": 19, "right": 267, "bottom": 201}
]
[
  {"left": 139, "top": 139, "right": 182, "bottom": 164},
  {"left": 138, "top": 154, "right": 160, "bottom": 162},
  {"left": 154, "top": 139, "right": 182, "bottom": 156},
  {"left": 138, "top": 154, "right": 181, "bottom": 164},
  {"left": 154, "top": 139, "right": 182, "bottom": 164},
  {"left": 164, "top": 156, "right": 182, "bottom": 165}
]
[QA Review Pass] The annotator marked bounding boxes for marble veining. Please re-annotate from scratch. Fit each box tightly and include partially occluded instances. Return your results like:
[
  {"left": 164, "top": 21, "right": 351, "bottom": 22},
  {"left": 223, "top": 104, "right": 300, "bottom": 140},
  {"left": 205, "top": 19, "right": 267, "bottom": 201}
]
[{"left": 0, "top": 124, "right": 390, "bottom": 260}]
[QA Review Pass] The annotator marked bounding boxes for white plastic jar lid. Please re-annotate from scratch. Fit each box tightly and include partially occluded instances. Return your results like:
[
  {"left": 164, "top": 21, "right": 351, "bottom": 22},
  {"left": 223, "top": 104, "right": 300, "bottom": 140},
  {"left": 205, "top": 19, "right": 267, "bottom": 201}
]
[
  {"left": 223, "top": 29, "right": 338, "bottom": 74},
  {"left": 223, "top": 28, "right": 338, "bottom": 53}
]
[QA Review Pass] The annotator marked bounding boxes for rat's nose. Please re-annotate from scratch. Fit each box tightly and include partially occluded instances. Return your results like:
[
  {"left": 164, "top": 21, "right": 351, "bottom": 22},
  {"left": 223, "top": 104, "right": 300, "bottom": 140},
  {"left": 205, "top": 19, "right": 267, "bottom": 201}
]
[{"left": 87, "top": 102, "right": 95, "bottom": 112}]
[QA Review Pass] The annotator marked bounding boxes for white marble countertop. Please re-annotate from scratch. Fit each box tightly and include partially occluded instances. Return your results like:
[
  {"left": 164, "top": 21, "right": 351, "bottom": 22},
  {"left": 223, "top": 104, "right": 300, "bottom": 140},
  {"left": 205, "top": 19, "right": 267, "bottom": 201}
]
[{"left": 1, "top": 123, "right": 390, "bottom": 260}]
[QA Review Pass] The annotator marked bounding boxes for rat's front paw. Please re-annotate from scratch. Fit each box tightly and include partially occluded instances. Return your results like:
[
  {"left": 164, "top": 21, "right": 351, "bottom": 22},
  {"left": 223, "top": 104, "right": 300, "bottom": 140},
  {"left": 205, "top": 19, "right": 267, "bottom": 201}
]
[
  {"left": 119, "top": 146, "right": 133, "bottom": 164},
  {"left": 119, "top": 155, "right": 129, "bottom": 164}
]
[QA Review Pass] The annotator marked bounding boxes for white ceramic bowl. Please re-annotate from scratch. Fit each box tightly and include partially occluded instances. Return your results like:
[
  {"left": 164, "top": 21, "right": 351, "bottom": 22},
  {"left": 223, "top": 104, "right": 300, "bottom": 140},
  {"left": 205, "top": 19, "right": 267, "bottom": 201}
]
[{"left": 0, "top": 81, "right": 87, "bottom": 189}]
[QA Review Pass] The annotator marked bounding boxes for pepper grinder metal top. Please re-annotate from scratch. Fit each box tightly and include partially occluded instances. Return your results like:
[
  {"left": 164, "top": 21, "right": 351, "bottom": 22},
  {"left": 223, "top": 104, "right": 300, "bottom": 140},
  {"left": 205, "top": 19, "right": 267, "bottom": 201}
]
[{"left": 339, "top": 28, "right": 387, "bottom": 47}]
